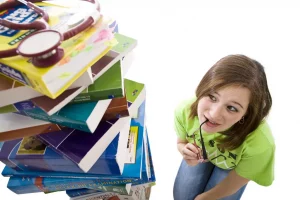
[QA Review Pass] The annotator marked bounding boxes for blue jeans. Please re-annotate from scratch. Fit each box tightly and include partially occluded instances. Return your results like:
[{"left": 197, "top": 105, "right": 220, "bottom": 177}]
[{"left": 173, "top": 160, "right": 247, "bottom": 200}]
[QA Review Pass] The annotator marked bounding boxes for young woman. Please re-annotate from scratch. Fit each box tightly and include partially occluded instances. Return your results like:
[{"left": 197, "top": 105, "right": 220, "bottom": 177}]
[{"left": 173, "top": 54, "right": 275, "bottom": 200}]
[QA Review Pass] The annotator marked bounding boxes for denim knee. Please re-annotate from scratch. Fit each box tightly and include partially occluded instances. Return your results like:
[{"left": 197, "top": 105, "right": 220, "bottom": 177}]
[{"left": 173, "top": 160, "right": 215, "bottom": 200}]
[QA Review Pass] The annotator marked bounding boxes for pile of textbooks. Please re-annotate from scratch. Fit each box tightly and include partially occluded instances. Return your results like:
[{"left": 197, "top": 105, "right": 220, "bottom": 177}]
[{"left": 0, "top": 1, "right": 155, "bottom": 200}]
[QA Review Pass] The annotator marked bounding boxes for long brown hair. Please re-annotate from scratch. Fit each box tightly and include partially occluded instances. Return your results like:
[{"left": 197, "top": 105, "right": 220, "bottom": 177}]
[{"left": 189, "top": 54, "right": 272, "bottom": 150}]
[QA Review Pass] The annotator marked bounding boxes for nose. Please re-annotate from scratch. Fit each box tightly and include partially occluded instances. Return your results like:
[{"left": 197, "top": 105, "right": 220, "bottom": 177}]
[{"left": 209, "top": 104, "right": 223, "bottom": 121}]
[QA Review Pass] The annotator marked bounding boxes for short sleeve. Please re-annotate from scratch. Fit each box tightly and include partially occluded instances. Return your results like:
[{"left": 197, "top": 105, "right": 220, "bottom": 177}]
[
  {"left": 235, "top": 146, "right": 275, "bottom": 186},
  {"left": 174, "top": 104, "right": 187, "bottom": 140}
]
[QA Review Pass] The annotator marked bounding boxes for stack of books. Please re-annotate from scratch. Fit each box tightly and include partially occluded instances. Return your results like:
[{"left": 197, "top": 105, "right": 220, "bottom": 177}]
[{"left": 0, "top": 1, "right": 155, "bottom": 200}]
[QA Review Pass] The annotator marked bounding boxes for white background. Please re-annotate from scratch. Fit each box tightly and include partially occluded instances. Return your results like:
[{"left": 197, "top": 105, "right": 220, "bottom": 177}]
[{"left": 1, "top": 0, "right": 300, "bottom": 199}]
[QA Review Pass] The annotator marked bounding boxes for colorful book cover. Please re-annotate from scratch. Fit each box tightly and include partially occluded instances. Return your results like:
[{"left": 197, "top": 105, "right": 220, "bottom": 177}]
[
  {"left": 0, "top": 33, "right": 137, "bottom": 115},
  {"left": 0, "top": 2, "right": 115, "bottom": 99},
  {"left": 36, "top": 101, "right": 145, "bottom": 175},
  {"left": 0, "top": 60, "right": 123, "bottom": 114},
  {"left": 67, "top": 129, "right": 155, "bottom": 199},
  {"left": 0, "top": 96, "right": 128, "bottom": 142},
  {"left": 1, "top": 100, "right": 146, "bottom": 178},
  {"left": 37, "top": 115, "right": 131, "bottom": 173},
  {"left": 1, "top": 132, "right": 138, "bottom": 178},
  {"left": 6, "top": 175, "right": 133, "bottom": 194},
  {"left": 124, "top": 79, "right": 146, "bottom": 118},
  {"left": 16, "top": 99, "right": 112, "bottom": 133},
  {"left": 14, "top": 78, "right": 145, "bottom": 132}
]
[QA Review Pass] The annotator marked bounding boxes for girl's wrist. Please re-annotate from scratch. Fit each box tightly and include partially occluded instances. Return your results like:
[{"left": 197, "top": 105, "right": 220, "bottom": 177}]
[{"left": 177, "top": 142, "right": 186, "bottom": 156}]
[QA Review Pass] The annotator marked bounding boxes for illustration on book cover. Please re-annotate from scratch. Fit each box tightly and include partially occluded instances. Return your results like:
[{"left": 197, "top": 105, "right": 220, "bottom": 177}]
[{"left": 16, "top": 136, "right": 46, "bottom": 155}]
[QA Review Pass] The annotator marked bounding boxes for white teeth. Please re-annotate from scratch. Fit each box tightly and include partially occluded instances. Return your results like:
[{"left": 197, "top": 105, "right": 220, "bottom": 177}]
[{"left": 210, "top": 121, "right": 216, "bottom": 124}]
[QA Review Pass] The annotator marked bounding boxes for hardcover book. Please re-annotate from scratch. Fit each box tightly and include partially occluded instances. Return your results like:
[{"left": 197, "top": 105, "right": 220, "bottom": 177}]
[{"left": 0, "top": 2, "right": 114, "bottom": 99}]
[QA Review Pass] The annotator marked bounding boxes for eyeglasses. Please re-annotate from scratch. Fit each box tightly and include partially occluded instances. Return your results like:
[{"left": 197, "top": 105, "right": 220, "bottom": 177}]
[{"left": 190, "top": 119, "right": 208, "bottom": 160}]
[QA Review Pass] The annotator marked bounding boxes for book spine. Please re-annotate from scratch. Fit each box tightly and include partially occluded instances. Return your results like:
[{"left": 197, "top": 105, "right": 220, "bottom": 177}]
[
  {"left": 70, "top": 88, "right": 123, "bottom": 104},
  {"left": 0, "top": 63, "right": 34, "bottom": 89},
  {"left": 0, "top": 62, "right": 49, "bottom": 97},
  {"left": 8, "top": 178, "right": 133, "bottom": 194},
  {"left": 17, "top": 108, "right": 91, "bottom": 133},
  {"left": 67, "top": 188, "right": 101, "bottom": 198}
]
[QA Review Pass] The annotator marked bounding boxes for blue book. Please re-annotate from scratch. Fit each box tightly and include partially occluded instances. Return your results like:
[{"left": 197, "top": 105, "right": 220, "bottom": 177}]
[
  {"left": 13, "top": 78, "right": 145, "bottom": 134},
  {"left": 37, "top": 115, "right": 131, "bottom": 173},
  {"left": 15, "top": 99, "right": 112, "bottom": 133},
  {"left": 4, "top": 122, "right": 148, "bottom": 195},
  {"left": 6, "top": 175, "right": 133, "bottom": 194},
  {"left": 66, "top": 128, "right": 155, "bottom": 198},
  {"left": 1, "top": 133, "right": 136, "bottom": 179},
  {"left": 1, "top": 103, "right": 146, "bottom": 177},
  {"left": 36, "top": 100, "right": 145, "bottom": 173}
]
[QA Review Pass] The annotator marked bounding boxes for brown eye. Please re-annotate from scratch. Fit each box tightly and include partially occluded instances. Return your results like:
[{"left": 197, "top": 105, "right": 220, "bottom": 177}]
[
  {"left": 208, "top": 94, "right": 217, "bottom": 102},
  {"left": 227, "top": 106, "right": 238, "bottom": 112}
]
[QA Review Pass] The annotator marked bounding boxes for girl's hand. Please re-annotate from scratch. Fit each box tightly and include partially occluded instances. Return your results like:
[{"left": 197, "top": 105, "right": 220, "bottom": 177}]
[
  {"left": 198, "top": 146, "right": 209, "bottom": 163},
  {"left": 181, "top": 143, "right": 205, "bottom": 166},
  {"left": 177, "top": 138, "right": 209, "bottom": 166},
  {"left": 181, "top": 143, "right": 209, "bottom": 166}
]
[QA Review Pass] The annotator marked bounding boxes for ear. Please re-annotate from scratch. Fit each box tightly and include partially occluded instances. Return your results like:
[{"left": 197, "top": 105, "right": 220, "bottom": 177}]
[{"left": 239, "top": 116, "right": 245, "bottom": 124}]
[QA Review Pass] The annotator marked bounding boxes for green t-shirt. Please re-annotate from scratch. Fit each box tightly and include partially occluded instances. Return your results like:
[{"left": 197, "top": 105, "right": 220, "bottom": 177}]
[{"left": 174, "top": 97, "right": 275, "bottom": 186}]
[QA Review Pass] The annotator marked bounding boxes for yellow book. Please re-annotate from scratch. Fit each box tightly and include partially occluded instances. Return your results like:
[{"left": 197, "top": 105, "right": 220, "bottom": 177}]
[{"left": 0, "top": 2, "right": 114, "bottom": 99}]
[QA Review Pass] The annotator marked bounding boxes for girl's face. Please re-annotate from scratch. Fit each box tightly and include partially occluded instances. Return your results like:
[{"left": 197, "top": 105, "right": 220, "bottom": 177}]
[{"left": 197, "top": 85, "right": 250, "bottom": 133}]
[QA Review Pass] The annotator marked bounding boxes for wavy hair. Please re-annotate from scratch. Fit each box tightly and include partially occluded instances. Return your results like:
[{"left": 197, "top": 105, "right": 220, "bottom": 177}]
[{"left": 189, "top": 54, "right": 272, "bottom": 150}]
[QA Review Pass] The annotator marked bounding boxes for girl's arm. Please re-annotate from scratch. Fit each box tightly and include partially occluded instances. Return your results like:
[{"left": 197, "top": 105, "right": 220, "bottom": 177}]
[
  {"left": 177, "top": 138, "right": 188, "bottom": 155},
  {"left": 195, "top": 170, "right": 249, "bottom": 200}
]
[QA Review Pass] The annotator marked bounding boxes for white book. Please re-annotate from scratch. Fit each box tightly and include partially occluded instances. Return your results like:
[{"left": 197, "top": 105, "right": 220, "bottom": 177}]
[{"left": 0, "top": 68, "right": 93, "bottom": 107}]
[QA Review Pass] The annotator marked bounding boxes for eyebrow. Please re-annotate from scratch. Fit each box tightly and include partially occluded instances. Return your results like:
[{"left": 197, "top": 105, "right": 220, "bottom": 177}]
[{"left": 214, "top": 92, "right": 245, "bottom": 109}]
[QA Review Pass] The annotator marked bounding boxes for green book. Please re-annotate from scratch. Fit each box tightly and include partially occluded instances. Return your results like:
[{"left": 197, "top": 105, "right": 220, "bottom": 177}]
[
  {"left": 70, "top": 60, "right": 123, "bottom": 103},
  {"left": 124, "top": 78, "right": 146, "bottom": 118}
]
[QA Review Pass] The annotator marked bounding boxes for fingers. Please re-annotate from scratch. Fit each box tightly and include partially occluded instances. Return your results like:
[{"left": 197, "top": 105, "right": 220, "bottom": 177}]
[
  {"left": 182, "top": 143, "right": 200, "bottom": 160},
  {"left": 185, "top": 143, "right": 200, "bottom": 154},
  {"left": 199, "top": 159, "right": 209, "bottom": 163},
  {"left": 182, "top": 143, "right": 210, "bottom": 163},
  {"left": 198, "top": 149, "right": 209, "bottom": 163}
]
